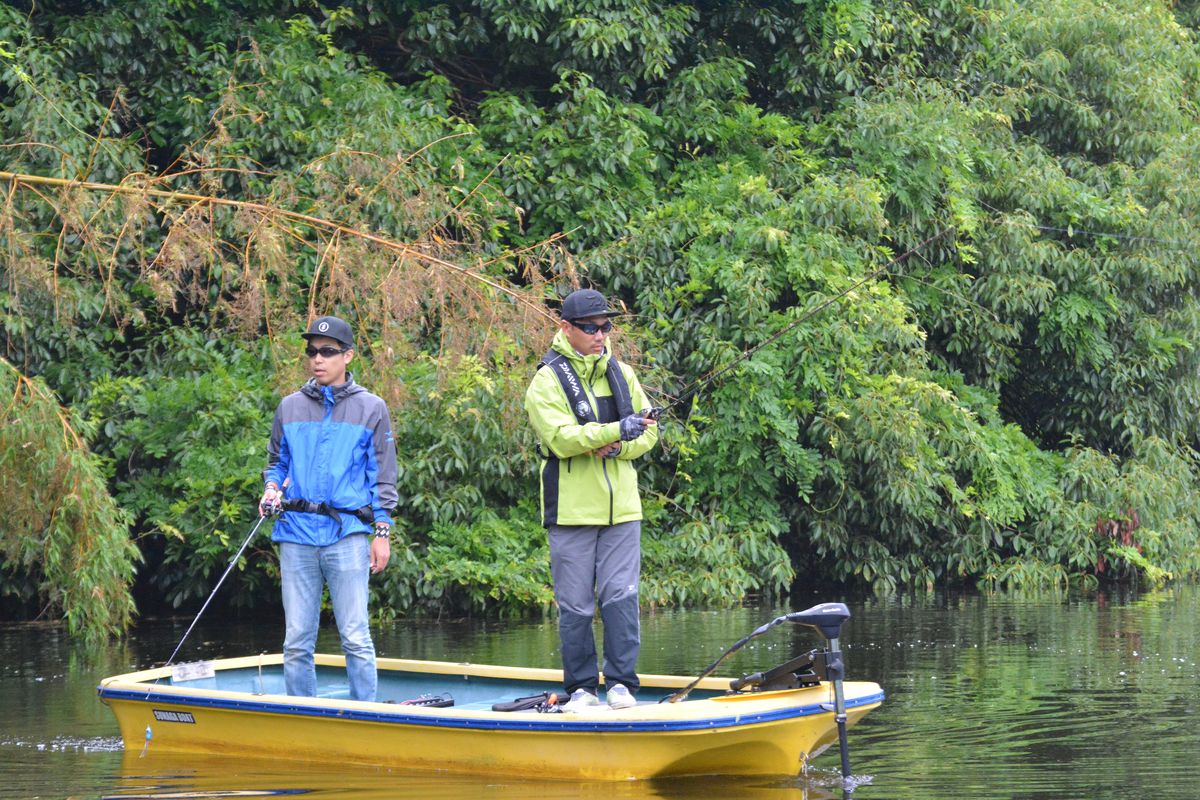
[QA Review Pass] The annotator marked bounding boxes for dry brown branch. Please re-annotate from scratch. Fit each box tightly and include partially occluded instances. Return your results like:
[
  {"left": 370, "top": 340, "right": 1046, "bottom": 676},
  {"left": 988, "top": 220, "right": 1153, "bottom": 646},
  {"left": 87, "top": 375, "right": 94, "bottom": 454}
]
[
  {"left": 0, "top": 169, "right": 554, "bottom": 323},
  {"left": 343, "top": 132, "right": 474, "bottom": 213},
  {"left": 0, "top": 357, "right": 82, "bottom": 448},
  {"left": 82, "top": 91, "right": 122, "bottom": 179},
  {"left": 417, "top": 153, "right": 509, "bottom": 243}
]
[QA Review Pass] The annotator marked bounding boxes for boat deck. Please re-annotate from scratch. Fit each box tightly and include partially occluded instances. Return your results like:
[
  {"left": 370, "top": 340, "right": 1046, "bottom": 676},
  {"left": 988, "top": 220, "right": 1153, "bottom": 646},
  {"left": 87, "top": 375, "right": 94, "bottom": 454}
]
[{"left": 165, "top": 663, "right": 721, "bottom": 708}]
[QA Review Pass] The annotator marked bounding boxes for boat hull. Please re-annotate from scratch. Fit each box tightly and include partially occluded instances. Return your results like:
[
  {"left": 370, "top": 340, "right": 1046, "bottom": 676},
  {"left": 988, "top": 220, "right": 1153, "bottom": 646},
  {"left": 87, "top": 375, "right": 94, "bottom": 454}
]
[{"left": 99, "top": 654, "right": 883, "bottom": 780}]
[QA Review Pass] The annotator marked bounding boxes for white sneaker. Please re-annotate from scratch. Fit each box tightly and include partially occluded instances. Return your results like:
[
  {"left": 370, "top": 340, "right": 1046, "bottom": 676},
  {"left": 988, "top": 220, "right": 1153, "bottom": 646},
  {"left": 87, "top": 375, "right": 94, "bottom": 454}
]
[
  {"left": 606, "top": 683, "right": 636, "bottom": 709},
  {"left": 563, "top": 688, "right": 600, "bottom": 712}
]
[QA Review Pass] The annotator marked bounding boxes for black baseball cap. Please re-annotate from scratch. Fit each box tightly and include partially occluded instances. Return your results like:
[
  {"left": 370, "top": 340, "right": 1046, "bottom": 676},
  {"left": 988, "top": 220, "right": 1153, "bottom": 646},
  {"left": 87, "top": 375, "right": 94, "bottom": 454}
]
[
  {"left": 560, "top": 289, "right": 619, "bottom": 320},
  {"left": 302, "top": 316, "right": 354, "bottom": 348}
]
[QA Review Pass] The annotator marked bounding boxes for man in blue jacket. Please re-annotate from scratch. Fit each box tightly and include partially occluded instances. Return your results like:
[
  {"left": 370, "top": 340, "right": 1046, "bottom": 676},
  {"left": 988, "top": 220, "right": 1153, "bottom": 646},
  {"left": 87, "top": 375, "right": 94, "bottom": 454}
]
[{"left": 259, "top": 316, "right": 398, "bottom": 702}]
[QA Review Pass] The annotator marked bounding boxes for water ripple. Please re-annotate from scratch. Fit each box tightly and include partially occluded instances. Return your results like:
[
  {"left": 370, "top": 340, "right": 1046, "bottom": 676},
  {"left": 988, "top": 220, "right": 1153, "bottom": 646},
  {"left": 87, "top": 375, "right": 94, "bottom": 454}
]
[{"left": 1, "top": 734, "right": 124, "bottom": 752}]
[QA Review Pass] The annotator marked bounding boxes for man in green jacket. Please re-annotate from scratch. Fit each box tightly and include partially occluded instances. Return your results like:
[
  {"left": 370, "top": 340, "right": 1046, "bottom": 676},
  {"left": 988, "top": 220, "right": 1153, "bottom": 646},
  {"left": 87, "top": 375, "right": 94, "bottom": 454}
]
[{"left": 525, "top": 288, "right": 658, "bottom": 711}]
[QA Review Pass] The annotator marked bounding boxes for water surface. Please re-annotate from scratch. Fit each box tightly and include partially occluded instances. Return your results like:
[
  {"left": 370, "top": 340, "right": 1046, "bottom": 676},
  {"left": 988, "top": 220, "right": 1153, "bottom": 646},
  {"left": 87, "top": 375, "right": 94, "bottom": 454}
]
[{"left": 3, "top": 586, "right": 1198, "bottom": 799}]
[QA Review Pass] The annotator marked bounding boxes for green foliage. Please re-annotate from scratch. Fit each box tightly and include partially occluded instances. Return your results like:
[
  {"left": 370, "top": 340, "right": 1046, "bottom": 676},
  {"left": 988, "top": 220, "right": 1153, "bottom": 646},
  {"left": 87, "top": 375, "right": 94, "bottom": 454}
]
[
  {"left": 384, "top": 352, "right": 532, "bottom": 535},
  {"left": 1057, "top": 436, "right": 1200, "bottom": 584},
  {"left": 479, "top": 71, "right": 666, "bottom": 244},
  {"left": 0, "top": 359, "right": 138, "bottom": 644},
  {"left": 696, "top": 0, "right": 996, "bottom": 111},
  {"left": 350, "top": 0, "right": 700, "bottom": 98},
  {"left": 997, "top": 0, "right": 1197, "bottom": 167},
  {"left": 83, "top": 329, "right": 279, "bottom": 610},
  {"left": 641, "top": 499, "right": 795, "bottom": 607},
  {"left": 422, "top": 503, "right": 555, "bottom": 615},
  {"left": 5, "top": 0, "right": 1200, "bottom": 635},
  {"left": 0, "top": 5, "right": 146, "bottom": 182},
  {"left": 980, "top": 557, "right": 1074, "bottom": 592},
  {"left": 806, "top": 374, "right": 1049, "bottom": 589},
  {"left": 1177, "top": 1, "right": 1200, "bottom": 30}
]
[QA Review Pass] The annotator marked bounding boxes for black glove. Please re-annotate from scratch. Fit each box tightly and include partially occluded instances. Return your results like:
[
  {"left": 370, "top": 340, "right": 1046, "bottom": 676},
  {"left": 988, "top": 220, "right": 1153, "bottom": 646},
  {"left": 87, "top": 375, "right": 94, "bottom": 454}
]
[{"left": 619, "top": 413, "right": 648, "bottom": 441}]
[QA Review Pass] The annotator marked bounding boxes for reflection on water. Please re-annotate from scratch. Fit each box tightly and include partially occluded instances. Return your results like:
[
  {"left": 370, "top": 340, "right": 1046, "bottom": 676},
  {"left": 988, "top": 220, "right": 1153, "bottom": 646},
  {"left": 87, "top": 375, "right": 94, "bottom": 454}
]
[
  {"left": 105, "top": 751, "right": 844, "bottom": 800},
  {"left": 847, "top": 586, "right": 1200, "bottom": 800},
  {"left": 4, "top": 586, "right": 1200, "bottom": 799}
]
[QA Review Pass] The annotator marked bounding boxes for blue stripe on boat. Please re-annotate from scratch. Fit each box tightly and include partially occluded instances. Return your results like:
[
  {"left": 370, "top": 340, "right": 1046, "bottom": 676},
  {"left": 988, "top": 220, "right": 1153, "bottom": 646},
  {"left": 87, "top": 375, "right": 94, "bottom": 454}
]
[{"left": 97, "top": 686, "right": 886, "bottom": 733}]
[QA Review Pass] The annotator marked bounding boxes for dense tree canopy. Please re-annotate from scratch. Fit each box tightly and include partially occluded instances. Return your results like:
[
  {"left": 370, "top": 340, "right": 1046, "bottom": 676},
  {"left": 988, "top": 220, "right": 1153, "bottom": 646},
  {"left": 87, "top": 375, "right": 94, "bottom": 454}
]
[{"left": 2, "top": 0, "right": 1199, "bottom": 638}]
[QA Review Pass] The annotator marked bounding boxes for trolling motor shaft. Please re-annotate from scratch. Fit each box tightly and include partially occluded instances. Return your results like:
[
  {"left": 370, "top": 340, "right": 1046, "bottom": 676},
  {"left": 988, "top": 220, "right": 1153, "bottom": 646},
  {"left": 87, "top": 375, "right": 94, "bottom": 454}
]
[
  {"left": 788, "top": 603, "right": 852, "bottom": 779},
  {"left": 825, "top": 631, "right": 852, "bottom": 780}
]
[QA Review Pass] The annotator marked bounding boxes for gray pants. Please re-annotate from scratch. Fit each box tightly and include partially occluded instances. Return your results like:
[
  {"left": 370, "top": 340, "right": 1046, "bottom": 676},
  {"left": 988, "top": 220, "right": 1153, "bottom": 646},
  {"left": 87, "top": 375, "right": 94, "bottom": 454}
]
[{"left": 548, "top": 521, "right": 641, "bottom": 695}]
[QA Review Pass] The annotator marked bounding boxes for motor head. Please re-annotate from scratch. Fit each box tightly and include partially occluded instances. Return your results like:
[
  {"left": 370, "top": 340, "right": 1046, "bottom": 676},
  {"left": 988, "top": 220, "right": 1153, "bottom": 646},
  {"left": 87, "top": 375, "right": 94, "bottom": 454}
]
[{"left": 785, "top": 602, "right": 851, "bottom": 641}]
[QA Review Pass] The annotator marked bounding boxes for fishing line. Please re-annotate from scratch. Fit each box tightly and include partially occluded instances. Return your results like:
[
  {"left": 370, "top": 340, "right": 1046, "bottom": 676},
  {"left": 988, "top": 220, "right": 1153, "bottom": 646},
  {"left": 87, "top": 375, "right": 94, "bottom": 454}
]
[{"left": 1004, "top": 222, "right": 1193, "bottom": 248}]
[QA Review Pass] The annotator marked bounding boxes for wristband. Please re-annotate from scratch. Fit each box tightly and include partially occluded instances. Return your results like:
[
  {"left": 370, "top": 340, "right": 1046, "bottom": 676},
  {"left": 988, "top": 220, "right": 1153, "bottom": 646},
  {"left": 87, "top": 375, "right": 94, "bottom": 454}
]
[{"left": 373, "top": 522, "right": 391, "bottom": 539}]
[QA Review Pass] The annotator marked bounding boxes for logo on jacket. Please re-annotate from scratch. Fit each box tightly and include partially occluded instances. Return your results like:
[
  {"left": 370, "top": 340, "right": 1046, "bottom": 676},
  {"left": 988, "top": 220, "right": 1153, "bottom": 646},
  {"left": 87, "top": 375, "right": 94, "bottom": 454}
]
[
  {"left": 576, "top": 400, "right": 592, "bottom": 419},
  {"left": 555, "top": 361, "right": 581, "bottom": 396}
]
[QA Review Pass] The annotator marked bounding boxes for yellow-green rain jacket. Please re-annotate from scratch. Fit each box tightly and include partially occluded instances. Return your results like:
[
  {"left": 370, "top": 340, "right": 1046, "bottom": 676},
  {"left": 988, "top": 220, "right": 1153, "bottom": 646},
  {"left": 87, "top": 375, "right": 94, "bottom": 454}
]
[{"left": 525, "top": 330, "right": 658, "bottom": 527}]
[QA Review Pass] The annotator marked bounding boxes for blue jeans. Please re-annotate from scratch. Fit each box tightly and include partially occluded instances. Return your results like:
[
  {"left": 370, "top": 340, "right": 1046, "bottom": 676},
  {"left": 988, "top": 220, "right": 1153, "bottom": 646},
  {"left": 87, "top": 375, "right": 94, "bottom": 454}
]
[{"left": 280, "top": 534, "right": 377, "bottom": 701}]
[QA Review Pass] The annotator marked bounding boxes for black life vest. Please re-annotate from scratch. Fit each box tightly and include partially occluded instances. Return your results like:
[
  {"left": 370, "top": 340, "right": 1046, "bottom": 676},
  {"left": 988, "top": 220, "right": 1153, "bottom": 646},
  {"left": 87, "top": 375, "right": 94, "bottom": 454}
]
[{"left": 538, "top": 348, "right": 634, "bottom": 425}]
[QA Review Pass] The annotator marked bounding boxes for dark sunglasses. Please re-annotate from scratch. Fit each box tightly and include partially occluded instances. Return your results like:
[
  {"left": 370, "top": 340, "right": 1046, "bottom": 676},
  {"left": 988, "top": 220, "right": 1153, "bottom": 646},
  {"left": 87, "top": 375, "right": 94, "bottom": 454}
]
[
  {"left": 305, "top": 345, "right": 348, "bottom": 358},
  {"left": 568, "top": 319, "right": 614, "bottom": 335}
]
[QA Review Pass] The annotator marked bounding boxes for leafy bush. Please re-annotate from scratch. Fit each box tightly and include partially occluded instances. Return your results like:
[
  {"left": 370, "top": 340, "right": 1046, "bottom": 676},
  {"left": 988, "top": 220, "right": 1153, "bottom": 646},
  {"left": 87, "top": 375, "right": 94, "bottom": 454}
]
[
  {"left": 422, "top": 503, "right": 555, "bottom": 615},
  {"left": 83, "top": 329, "right": 278, "bottom": 611}
]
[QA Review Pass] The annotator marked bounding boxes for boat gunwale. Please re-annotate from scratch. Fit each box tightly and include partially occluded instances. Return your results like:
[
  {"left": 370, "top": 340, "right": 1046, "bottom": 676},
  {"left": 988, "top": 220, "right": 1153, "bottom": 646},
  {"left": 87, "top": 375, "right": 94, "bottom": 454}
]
[
  {"left": 97, "top": 654, "right": 885, "bottom": 734},
  {"left": 98, "top": 653, "right": 739, "bottom": 691}
]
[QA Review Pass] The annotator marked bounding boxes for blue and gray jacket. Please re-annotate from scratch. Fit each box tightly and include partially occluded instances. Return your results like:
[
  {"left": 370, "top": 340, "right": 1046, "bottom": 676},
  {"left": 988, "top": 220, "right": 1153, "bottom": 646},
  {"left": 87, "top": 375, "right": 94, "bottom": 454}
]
[{"left": 263, "top": 376, "right": 398, "bottom": 546}]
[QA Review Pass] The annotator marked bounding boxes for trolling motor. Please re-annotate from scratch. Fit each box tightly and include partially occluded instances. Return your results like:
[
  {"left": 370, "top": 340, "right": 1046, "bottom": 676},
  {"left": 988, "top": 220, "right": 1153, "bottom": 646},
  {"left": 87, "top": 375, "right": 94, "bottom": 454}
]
[
  {"left": 734, "top": 603, "right": 854, "bottom": 779},
  {"left": 662, "top": 602, "right": 856, "bottom": 779}
]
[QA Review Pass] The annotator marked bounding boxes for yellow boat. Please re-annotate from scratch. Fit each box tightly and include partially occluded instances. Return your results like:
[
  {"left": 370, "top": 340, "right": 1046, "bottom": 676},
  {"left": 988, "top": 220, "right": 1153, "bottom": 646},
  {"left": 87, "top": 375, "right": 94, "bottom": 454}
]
[{"left": 98, "top": 605, "right": 884, "bottom": 781}]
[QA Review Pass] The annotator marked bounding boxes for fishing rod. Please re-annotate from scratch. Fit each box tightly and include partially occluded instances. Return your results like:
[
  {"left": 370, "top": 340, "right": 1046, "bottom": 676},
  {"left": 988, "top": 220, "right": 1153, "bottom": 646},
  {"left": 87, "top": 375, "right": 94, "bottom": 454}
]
[
  {"left": 160, "top": 514, "right": 269, "bottom": 670},
  {"left": 654, "top": 228, "right": 954, "bottom": 419}
]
